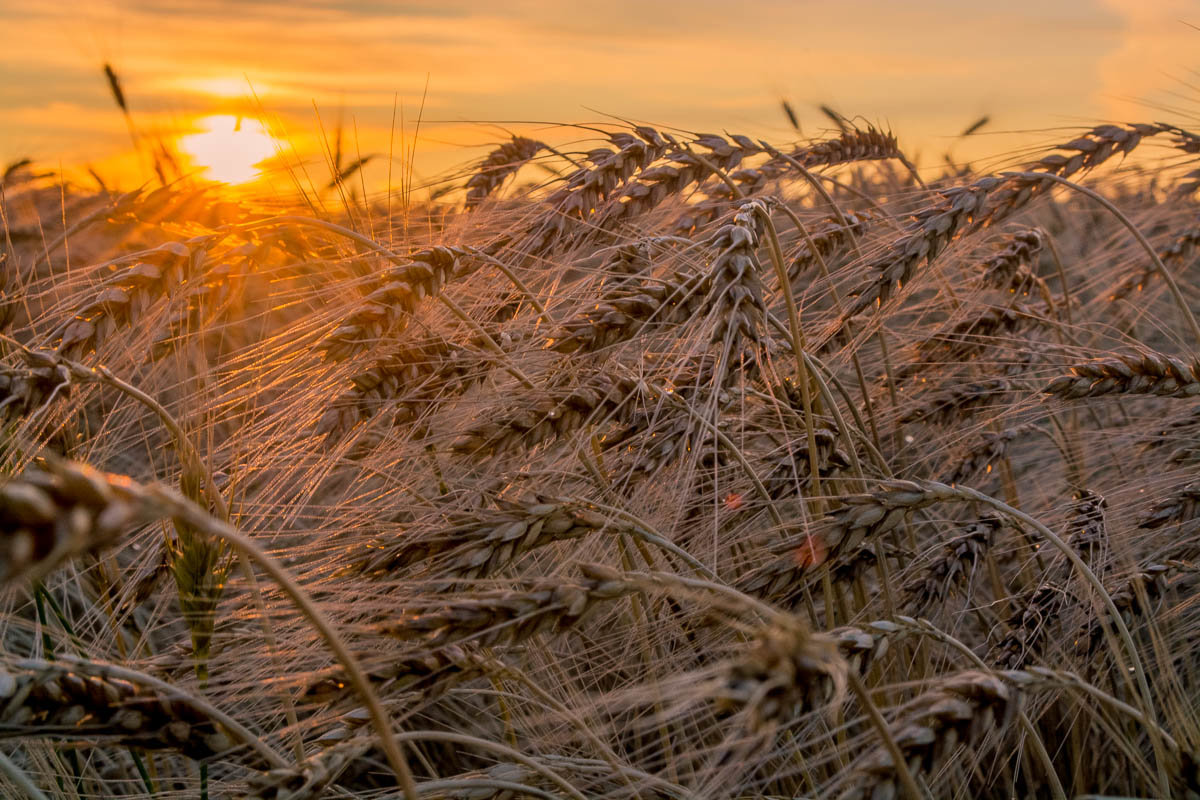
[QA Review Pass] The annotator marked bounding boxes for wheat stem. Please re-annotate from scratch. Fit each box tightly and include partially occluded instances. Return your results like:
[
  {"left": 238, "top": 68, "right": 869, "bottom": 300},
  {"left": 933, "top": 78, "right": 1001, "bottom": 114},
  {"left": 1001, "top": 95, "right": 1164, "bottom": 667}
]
[
  {"left": 95, "top": 476, "right": 423, "bottom": 799},
  {"left": 947, "top": 482, "right": 1173, "bottom": 798},
  {"left": 0, "top": 749, "right": 50, "bottom": 800}
]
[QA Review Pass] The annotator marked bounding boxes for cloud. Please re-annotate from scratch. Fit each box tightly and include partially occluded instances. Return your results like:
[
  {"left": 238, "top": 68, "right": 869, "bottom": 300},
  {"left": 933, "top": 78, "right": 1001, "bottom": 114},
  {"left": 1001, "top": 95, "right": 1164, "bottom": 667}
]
[
  {"left": 0, "top": 0, "right": 1188, "bottom": 178},
  {"left": 1094, "top": 0, "right": 1200, "bottom": 119}
]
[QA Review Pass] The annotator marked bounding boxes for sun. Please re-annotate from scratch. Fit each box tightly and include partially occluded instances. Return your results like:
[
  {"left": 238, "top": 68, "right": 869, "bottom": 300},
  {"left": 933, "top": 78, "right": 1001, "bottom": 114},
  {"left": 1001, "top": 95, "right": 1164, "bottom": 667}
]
[{"left": 178, "top": 115, "right": 279, "bottom": 184}]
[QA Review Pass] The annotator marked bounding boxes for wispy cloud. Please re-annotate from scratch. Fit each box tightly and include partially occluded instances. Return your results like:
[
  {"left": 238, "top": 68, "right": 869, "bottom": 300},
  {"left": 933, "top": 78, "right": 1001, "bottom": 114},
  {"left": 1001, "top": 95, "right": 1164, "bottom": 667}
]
[{"left": 1, "top": 0, "right": 1192, "bottom": 181}]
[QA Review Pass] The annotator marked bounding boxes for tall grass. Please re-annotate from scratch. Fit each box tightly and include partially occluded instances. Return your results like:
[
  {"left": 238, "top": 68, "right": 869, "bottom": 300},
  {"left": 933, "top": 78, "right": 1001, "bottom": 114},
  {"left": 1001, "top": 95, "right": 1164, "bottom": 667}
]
[{"left": 1, "top": 119, "right": 1200, "bottom": 799}]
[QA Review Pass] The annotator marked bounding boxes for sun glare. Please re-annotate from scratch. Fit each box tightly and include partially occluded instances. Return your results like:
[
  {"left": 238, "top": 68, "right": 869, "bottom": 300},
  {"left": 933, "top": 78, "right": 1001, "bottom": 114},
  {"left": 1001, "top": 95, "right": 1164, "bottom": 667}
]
[{"left": 178, "top": 114, "right": 279, "bottom": 184}]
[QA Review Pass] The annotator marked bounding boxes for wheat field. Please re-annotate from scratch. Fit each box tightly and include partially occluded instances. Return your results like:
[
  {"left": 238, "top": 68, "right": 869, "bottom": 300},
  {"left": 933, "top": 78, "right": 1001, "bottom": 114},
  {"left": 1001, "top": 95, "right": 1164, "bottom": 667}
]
[{"left": 1, "top": 119, "right": 1200, "bottom": 799}]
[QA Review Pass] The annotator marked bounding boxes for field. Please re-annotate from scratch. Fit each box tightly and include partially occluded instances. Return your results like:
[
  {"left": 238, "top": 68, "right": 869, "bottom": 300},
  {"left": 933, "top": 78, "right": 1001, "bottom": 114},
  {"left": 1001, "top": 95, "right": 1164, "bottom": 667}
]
[{"left": 1, "top": 120, "right": 1199, "bottom": 799}]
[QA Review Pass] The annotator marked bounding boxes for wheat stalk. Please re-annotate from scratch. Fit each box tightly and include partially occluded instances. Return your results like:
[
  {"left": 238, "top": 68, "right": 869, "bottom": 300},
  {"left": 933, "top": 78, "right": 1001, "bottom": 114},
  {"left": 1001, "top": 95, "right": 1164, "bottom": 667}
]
[
  {"left": 1044, "top": 351, "right": 1200, "bottom": 399},
  {"left": 714, "top": 616, "right": 846, "bottom": 735},
  {"left": 357, "top": 497, "right": 621, "bottom": 579},
  {"left": 0, "top": 662, "right": 237, "bottom": 761},
  {"left": 373, "top": 563, "right": 639, "bottom": 648},
  {"left": 838, "top": 670, "right": 1018, "bottom": 800},
  {"left": 1140, "top": 482, "right": 1200, "bottom": 529},
  {"left": 980, "top": 228, "right": 1045, "bottom": 290},
  {"left": 545, "top": 268, "right": 707, "bottom": 354},
  {"left": 320, "top": 245, "right": 476, "bottom": 361},
  {"left": 843, "top": 125, "right": 1165, "bottom": 319},
  {"left": 902, "top": 517, "right": 998, "bottom": 616},
  {"left": 0, "top": 460, "right": 150, "bottom": 586},
  {"left": 464, "top": 137, "right": 547, "bottom": 210}
]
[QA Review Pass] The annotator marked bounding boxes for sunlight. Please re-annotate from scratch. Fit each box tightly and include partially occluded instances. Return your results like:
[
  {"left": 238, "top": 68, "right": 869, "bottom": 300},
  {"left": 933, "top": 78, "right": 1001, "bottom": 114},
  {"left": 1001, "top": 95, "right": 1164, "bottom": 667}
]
[
  {"left": 178, "top": 114, "right": 279, "bottom": 184},
  {"left": 179, "top": 77, "right": 263, "bottom": 97}
]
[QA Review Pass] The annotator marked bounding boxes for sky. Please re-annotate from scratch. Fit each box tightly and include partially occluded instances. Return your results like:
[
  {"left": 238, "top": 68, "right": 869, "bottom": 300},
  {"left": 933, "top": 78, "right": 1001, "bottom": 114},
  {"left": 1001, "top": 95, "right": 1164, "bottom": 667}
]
[{"left": 2, "top": 0, "right": 1198, "bottom": 189}]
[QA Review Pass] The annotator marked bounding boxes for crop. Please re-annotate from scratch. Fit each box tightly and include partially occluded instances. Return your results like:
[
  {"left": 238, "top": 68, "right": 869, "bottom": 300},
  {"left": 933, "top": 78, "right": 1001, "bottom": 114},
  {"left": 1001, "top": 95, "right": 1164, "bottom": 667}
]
[{"left": 1, "top": 118, "right": 1199, "bottom": 799}]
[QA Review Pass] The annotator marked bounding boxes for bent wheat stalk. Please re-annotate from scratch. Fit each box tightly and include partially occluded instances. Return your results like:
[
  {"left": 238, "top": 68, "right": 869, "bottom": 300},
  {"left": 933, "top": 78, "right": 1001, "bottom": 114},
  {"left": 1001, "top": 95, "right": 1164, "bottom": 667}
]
[{"left": 13, "top": 458, "right": 420, "bottom": 800}]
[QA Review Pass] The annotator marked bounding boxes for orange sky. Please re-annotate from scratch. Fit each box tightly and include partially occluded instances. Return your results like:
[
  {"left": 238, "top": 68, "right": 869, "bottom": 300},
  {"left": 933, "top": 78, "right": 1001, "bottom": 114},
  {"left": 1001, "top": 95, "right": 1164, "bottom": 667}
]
[{"left": 2, "top": 0, "right": 1198, "bottom": 191}]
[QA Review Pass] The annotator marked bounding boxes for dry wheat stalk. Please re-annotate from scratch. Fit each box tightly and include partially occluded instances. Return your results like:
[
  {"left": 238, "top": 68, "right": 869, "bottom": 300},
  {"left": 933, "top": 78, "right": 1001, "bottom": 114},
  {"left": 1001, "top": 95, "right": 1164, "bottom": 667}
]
[
  {"left": 316, "top": 334, "right": 493, "bottom": 439},
  {"left": 706, "top": 201, "right": 768, "bottom": 348},
  {"left": 830, "top": 620, "right": 901, "bottom": 676},
  {"left": 903, "top": 303, "right": 1047, "bottom": 375},
  {"left": 761, "top": 428, "right": 852, "bottom": 500},
  {"left": 451, "top": 370, "right": 642, "bottom": 456},
  {"left": 600, "top": 240, "right": 654, "bottom": 276},
  {"left": 301, "top": 644, "right": 486, "bottom": 705},
  {"left": 1044, "top": 352, "right": 1200, "bottom": 399},
  {"left": 320, "top": 245, "right": 476, "bottom": 361},
  {"left": 903, "top": 518, "right": 999, "bottom": 616},
  {"left": 550, "top": 201, "right": 771, "bottom": 368},
  {"left": 786, "top": 210, "right": 877, "bottom": 280},
  {"left": 518, "top": 127, "right": 672, "bottom": 253},
  {"left": 824, "top": 480, "right": 959, "bottom": 555},
  {"left": 248, "top": 740, "right": 370, "bottom": 800},
  {"left": 604, "top": 128, "right": 901, "bottom": 230},
  {"left": 844, "top": 180, "right": 995, "bottom": 316},
  {"left": 465, "top": 137, "right": 547, "bottom": 209},
  {"left": 147, "top": 252, "right": 249, "bottom": 360},
  {"left": 411, "top": 763, "right": 543, "bottom": 799},
  {"left": 844, "top": 125, "right": 1164, "bottom": 318},
  {"left": 0, "top": 663, "right": 233, "bottom": 760},
  {"left": 356, "top": 498, "right": 620, "bottom": 579},
  {"left": 1067, "top": 489, "right": 1108, "bottom": 565},
  {"left": 545, "top": 268, "right": 707, "bottom": 354},
  {"left": 942, "top": 424, "right": 1036, "bottom": 485},
  {"left": 714, "top": 617, "right": 846, "bottom": 734},
  {"left": 1111, "top": 224, "right": 1200, "bottom": 302},
  {"left": 838, "top": 671, "right": 1018, "bottom": 800},
  {"left": 900, "top": 378, "right": 1011, "bottom": 425},
  {"left": 597, "top": 132, "right": 763, "bottom": 227},
  {"left": 980, "top": 228, "right": 1045, "bottom": 291},
  {"left": 0, "top": 364, "right": 72, "bottom": 426},
  {"left": 561, "top": 128, "right": 671, "bottom": 208},
  {"left": 672, "top": 198, "right": 728, "bottom": 235},
  {"left": 0, "top": 253, "right": 15, "bottom": 333},
  {"left": 595, "top": 235, "right": 702, "bottom": 277},
  {"left": 979, "top": 123, "right": 1167, "bottom": 226},
  {"left": 1140, "top": 407, "right": 1200, "bottom": 465},
  {"left": 602, "top": 411, "right": 724, "bottom": 479},
  {"left": 994, "top": 581, "right": 1071, "bottom": 669},
  {"left": 372, "top": 563, "right": 639, "bottom": 648},
  {"left": 0, "top": 460, "right": 150, "bottom": 585},
  {"left": 730, "top": 128, "right": 908, "bottom": 196},
  {"left": 738, "top": 481, "right": 958, "bottom": 601},
  {"left": 830, "top": 544, "right": 893, "bottom": 586},
  {"left": 104, "top": 186, "right": 215, "bottom": 226},
  {"left": 1073, "top": 563, "right": 1182, "bottom": 659},
  {"left": 1140, "top": 482, "right": 1200, "bottom": 529},
  {"left": 49, "top": 241, "right": 202, "bottom": 357}
]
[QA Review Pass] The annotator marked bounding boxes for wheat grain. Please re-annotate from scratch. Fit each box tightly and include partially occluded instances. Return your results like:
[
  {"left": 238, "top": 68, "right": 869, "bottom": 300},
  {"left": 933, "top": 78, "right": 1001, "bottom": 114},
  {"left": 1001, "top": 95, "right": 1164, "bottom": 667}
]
[
  {"left": 980, "top": 228, "right": 1046, "bottom": 290},
  {"left": 465, "top": 137, "right": 547, "bottom": 210},
  {"left": 320, "top": 245, "right": 476, "bottom": 361},
  {"left": 373, "top": 563, "right": 639, "bottom": 647},
  {"left": 357, "top": 498, "right": 619, "bottom": 579},
  {"left": 0, "top": 663, "right": 233, "bottom": 760},
  {"left": 0, "top": 460, "right": 149, "bottom": 586},
  {"left": 1044, "top": 352, "right": 1200, "bottom": 399},
  {"left": 902, "top": 518, "right": 998, "bottom": 616},
  {"left": 839, "top": 671, "right": 1018, "bottom": 800}
]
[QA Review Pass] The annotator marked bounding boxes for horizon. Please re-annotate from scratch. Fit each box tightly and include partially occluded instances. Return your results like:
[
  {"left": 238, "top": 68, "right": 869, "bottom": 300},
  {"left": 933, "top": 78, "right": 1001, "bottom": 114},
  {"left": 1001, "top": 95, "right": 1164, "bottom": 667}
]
[{"left": 3, "top": 0, "right": 1199, "bottom": 191}]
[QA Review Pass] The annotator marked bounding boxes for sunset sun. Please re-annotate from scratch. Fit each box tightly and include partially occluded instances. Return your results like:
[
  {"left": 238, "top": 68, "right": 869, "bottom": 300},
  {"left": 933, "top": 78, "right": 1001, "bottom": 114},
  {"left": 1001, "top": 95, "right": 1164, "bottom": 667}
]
[{"left": 178, "top": 114, "right": 279, "bottom": 184}]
